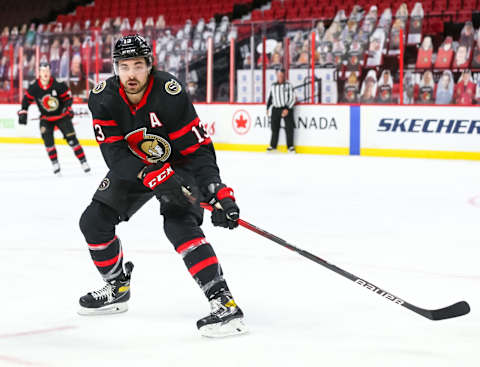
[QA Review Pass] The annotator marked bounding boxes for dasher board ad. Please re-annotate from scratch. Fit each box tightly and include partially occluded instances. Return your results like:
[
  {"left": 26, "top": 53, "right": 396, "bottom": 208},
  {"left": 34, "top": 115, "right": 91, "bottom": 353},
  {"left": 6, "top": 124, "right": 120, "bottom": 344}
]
[
  {"left": 361, "top": 105, "right": 480, "bottom": 153},
  {"left": 194, "top": 104, "right": 350, "bottom": 149}
]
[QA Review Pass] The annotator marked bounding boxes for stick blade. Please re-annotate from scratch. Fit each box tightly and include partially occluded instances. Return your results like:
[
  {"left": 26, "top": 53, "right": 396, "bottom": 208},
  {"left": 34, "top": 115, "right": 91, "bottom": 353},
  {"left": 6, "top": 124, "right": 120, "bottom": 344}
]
[{"left": 426, "top": 301, "right": 470, "bottom": 321}]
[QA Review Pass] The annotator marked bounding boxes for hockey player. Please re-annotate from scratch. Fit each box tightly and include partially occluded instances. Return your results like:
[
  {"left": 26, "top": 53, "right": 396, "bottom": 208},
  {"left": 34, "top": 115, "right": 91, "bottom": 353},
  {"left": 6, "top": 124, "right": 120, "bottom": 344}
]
[
  {"left": 18, "top": 62, "right": 90, "bottom": 175},
  {"left": 78, "top": 35, "right": 247, "bottom": 338}
]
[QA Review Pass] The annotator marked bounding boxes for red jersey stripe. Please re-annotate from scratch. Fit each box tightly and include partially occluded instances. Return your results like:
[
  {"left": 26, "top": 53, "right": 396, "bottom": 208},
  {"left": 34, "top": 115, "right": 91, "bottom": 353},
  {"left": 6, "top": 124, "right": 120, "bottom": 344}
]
[
  {"left": 119, "top": 76, "right": 154, "bottom": 115},
  {"left": 59, "top": 90, "right": 70, "bottom": 98},
  {"left": 25, "top": 91, "right": 35, "bottom": 100},
  {"left": 135, "top": 76, "right": 155, "bottom": 111},
  {"left": 41, "top": 111, "right": 71, "bottom": 121},
  {"left": 99, "top": 136, "right": 124, "bottom": 144},
  {"left": 93, "top": 119, "right": 118, "bottom": 127},
  {"left": 38, "top": 77, "right": 53, "bottom": 90},
  {"left": 180, "top": 137, "right": 212, "bottom": 156},
  {"left": 176, "top": 237, "right": 207, "bottom": 254},
  {"left": 189, "top": 256, "right": 218, "bottom": 276},
  {"left": 168, "top": 117, "right": 200, "bottom": 140},
  {"left": 93, "top": 251, "right": 123, "bottom": 267}
]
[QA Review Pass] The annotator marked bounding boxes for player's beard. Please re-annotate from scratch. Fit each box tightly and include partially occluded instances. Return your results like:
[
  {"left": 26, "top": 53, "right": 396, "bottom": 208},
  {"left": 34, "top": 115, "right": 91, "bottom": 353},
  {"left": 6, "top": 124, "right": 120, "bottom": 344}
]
[{"left": 124, "top": 77, "right": 148, "bottom": 96}]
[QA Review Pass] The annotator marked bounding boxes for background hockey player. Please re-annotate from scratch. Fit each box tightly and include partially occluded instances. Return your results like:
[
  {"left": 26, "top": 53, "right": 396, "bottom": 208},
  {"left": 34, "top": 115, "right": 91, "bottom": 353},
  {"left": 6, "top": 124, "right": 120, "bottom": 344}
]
[
  {"left": 18, "top": 62, "right": 90, "bottom": 175},
  {"left": 78, "top": 35, "right": 247, "bottom": 338}
]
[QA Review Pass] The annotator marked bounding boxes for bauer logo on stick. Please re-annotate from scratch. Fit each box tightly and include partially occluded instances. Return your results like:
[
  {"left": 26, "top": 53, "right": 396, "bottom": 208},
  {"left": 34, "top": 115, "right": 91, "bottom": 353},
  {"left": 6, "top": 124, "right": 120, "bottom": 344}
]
[{"left": 165, "top": 79, "right": 182, "bottom": 95}]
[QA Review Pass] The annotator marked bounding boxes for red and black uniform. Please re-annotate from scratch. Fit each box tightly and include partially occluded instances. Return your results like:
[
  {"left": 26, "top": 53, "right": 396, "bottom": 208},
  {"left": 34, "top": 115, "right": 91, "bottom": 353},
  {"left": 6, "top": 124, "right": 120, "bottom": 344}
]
[
  {"left": 20, "top": 77, "right": 87, "bottom": 164},
  {"left": 80, "top": 70, "right": 229, "bottom": 299}
]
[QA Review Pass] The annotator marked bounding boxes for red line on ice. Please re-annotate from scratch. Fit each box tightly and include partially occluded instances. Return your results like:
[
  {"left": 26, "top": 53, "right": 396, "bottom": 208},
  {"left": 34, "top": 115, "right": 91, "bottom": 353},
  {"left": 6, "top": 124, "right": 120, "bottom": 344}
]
[
  {"left": 0, "top": 355, "right": 47, "bottom": 366},
  {"left": 0, "top": 325, "right": 77, "bottom": 339}
]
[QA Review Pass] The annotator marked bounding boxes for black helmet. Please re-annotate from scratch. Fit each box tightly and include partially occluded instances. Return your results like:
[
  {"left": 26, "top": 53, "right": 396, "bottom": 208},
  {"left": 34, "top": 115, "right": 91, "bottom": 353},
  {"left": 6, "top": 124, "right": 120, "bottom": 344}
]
[
  {"left": 113, "top": 34, "right": 153, "bottom": 74},
  {"left": 39, "top": 61, "right": 51, "bottom": 69}
]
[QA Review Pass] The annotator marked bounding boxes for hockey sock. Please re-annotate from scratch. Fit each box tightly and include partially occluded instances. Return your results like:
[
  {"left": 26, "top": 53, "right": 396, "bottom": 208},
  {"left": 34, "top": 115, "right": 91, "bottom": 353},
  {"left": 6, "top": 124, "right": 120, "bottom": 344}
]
[
  {"left": 80, "top": 201, "right": 123, "bottom": 281},
  {"left": 87, "top": 236, "right": 124, "bottom": 281},
  {"left": 176, "top": 236, "right": 230, "bottom": 299},
  {"left": 45, "top": 146, "right": 58, "bottom": 163},
  {"left": 71, "top": 144, "right": 86, "bottom": 163}
]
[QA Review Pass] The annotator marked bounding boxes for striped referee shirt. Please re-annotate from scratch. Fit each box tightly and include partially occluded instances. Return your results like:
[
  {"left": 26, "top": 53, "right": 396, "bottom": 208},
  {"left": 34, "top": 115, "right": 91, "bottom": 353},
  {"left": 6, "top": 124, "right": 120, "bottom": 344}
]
[{"left": 266, "top": 81, "right": 296, "bottom": 110}]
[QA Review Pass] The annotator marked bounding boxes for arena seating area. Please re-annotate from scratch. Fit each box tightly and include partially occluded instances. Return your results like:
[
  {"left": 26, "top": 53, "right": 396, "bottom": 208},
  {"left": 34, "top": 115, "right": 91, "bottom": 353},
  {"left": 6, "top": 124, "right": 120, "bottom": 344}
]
[
  {"left": 56, "top": 0, "right": 251, "bottom": 28},
  {"left": 0, "top": 0, "right": 479, "bottom": 104}
]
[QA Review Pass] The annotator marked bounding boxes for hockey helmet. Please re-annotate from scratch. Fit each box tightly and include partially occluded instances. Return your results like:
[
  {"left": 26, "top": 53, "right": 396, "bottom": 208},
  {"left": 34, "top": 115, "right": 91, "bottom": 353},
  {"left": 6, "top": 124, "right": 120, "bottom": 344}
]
[
  {"left": 113, "top": 34, "right": 153, "bottom": 74},
  {"left": 39, "top": 61, "right": 51, "bottom": 69}
]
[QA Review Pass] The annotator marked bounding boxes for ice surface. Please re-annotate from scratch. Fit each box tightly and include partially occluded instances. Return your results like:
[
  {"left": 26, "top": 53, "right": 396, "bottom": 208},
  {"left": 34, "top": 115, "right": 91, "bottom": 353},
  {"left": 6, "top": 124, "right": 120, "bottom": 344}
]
[{"left": 0, "top": 144, "right": 479, "bottom": 367}]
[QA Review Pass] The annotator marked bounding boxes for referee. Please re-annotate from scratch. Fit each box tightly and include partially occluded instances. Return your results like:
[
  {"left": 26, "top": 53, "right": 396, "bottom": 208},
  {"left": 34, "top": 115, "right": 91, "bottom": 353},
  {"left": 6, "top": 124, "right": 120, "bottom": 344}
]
[{"left": 266, "top": 67, "right": 296, "bottom": 153}]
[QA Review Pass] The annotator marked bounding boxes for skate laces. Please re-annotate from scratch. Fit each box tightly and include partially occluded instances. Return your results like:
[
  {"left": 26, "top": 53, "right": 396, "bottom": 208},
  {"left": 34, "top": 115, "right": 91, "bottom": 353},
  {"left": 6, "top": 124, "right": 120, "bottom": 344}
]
[{"left": 91, "top": 283, "right": 114, "bottom": 301}]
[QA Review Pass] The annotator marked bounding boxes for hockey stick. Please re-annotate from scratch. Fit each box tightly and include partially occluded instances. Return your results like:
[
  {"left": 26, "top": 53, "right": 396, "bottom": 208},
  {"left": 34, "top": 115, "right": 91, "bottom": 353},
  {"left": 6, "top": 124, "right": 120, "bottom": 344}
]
[
  {"left": 30, "top": 111, "right": 91, "bottom": 121},
  {"left": 199, "top": 201, "right": 470, "bottom": 321}
]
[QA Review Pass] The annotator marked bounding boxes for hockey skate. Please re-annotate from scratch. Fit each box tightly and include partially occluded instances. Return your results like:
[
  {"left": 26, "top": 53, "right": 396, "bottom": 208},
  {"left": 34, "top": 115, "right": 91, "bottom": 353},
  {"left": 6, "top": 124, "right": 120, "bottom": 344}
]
[
  {"left": 52, "top": 161, "right": 61, "bottom": 175},
  {"left": 78, "top": 262, "right": 133, "bottom": 316},
  {"left": 81, "top": 161, "right": 91, "bottom": 173},
  {"left": 197, "top": 291, "right": 248, "bottom": 338}
]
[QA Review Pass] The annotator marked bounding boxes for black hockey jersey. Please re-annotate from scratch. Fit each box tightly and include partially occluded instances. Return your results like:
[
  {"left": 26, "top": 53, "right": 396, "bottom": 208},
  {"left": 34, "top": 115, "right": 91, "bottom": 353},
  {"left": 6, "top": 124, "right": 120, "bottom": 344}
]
[
  {"left": 88, "top": 70, "right": 220, "bottom": 189},
  {"left": 21, "top": 77, "right": 73, "bottom": 121}
]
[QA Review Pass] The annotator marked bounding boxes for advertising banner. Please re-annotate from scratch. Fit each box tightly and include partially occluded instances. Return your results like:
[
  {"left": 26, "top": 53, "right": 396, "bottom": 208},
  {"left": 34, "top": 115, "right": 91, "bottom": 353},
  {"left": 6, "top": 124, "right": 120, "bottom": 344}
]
[
  {"left": 194, "top": 103, "right": 350, "bottom": 153},
  {"left": 2, "top": 103, "right": 479, "bottom": 160},
  {"left": 361, "top": 105, "right": 480, "bottom": 158}
]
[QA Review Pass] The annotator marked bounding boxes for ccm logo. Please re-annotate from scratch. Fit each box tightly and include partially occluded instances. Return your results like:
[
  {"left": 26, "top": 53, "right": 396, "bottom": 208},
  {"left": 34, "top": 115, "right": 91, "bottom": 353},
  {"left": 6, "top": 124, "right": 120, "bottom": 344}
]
[
  {"left": 148, "top": 166, "right": 174, "bottom": 188},
  {"left": 355, "top": 279, "right": 405, "bottom": 305}
]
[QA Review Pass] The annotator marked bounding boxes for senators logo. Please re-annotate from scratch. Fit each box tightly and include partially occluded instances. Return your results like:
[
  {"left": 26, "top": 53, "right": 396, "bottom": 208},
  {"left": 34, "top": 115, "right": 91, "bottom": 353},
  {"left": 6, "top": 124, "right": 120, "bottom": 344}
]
[
  {"left": 165, "top": 79, "right": 182, "bottom": 95},
  {"left": 125, "top": 128, "right": 171, "bottom": 164},
  {"left": 41, "top": 94, "right": 59, "bottom": 112},
  {"left": 422, "top": 91, "right": 431, "bottom": 101},
  {"left": 98, "top": 178, "right": 110, "bottom": 191},
  {"left": 380, "top": 88, "right": 391, "bottom": 101},
  {"left": 92, "top": 80, "right": 106, "bottom": 94}
]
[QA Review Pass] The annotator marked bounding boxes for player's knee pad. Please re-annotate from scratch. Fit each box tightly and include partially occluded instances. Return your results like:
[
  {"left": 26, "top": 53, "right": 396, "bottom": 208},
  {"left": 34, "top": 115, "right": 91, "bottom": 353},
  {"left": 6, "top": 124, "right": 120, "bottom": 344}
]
[
  {"left": 79, "top": 200, "right": 120, "bottom": 243},
  {"left": 163, "top": 213, "right": 205, "bottom": 249},
  {"left": 66, "top": 135, "right": 79, "bottom": 146}
]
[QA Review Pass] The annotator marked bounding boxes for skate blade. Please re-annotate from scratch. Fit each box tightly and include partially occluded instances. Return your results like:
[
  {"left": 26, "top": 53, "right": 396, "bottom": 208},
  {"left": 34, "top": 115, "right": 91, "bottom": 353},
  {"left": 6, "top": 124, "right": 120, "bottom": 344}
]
[
  {"left": 199, "top": 318, "right": 248, "bottom": 338},
  {"left": 77, "top": 302, "right": 128, "bottom": 316}
]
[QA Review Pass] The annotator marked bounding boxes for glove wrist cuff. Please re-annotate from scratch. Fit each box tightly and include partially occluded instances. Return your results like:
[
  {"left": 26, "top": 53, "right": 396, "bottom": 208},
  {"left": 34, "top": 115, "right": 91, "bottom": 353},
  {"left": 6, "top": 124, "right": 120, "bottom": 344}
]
[{"left": 216, "top": 186, "right": 235, "bottom": 201}]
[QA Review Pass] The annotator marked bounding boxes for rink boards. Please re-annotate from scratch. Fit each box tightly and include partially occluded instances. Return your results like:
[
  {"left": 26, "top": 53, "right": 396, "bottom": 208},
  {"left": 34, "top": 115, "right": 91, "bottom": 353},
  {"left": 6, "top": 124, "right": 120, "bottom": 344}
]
[{"left": 0, "top": 103, "right": 479, "bottom": 160}]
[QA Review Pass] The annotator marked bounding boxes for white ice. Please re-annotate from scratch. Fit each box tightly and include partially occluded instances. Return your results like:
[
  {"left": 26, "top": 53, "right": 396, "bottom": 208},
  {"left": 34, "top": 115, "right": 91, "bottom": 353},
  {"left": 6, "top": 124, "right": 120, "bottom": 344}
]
[{"left": 0, "top": 144, "right": 479, "bottom": 367}]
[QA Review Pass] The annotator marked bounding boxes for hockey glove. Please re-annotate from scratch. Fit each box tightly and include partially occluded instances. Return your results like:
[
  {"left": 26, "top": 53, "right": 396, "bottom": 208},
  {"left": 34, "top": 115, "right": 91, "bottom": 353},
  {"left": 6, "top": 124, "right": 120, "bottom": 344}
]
[
  {"left": 208, "top": 183, "right": 239, "bottom": 229},
  {"left": 18, "top": 110, "right": 28, "bottom": 125},
  {"left": 141, "top": 163, "right": 192, "bottom": 209}
]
